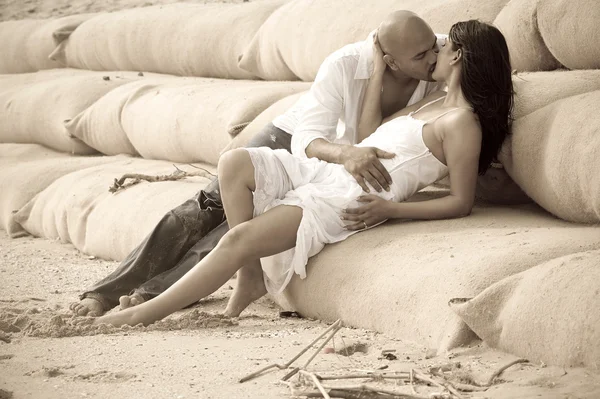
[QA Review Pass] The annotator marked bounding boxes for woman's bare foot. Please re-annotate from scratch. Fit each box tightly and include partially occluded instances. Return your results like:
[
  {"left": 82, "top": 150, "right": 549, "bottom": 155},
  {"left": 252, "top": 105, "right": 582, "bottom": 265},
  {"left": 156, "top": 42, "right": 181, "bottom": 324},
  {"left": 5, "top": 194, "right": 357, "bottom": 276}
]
[
  {"left": 94, "top": 308, "right": 139, "bottom": 328},
  {"left": 119, "top": 293, "right": 145, "bottom": 310},
  {"left": 224, "top": 266, "right": 267, "bottom": 317},
  {"left": 69, "top": 298, "right": 104, "bottom": 317}
]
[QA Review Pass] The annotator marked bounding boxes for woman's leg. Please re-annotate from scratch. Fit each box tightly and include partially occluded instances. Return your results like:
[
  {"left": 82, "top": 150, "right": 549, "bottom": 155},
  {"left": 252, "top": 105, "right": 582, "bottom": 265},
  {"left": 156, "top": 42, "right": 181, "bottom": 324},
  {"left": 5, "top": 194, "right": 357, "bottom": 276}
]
[
  {"left": 94, "top": 204, "right": 302, "bottom": 327},
  {"left": 216, "top": 149, "right": 270, "bottom": 316}
]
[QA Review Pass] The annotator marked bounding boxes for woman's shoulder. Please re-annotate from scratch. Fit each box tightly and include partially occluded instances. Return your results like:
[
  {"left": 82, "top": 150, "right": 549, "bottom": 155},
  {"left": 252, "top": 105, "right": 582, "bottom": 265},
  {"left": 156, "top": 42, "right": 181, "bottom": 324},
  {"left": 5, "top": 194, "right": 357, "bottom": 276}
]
[{"left": 440, "top": 108, "right": 482, "bottom": 141}]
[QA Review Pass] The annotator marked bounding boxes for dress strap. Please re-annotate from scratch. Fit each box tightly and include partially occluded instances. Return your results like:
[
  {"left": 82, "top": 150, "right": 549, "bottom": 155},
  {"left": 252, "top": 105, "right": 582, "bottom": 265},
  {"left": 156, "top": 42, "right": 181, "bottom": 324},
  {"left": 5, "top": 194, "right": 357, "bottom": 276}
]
[
  {"left": 424, "top": 107, "right": 472, "bottom": 123},
  {"left": 411, "top": 96, "right": 446, "bottom": 115}
]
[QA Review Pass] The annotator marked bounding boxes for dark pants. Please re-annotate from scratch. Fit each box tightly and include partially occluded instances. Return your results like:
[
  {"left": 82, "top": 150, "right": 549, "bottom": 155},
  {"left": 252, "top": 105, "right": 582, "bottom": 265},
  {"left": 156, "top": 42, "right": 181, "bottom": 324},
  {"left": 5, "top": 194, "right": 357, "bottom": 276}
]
[{"left": 82, "top": 123, "right": 293, "bottom": 310}]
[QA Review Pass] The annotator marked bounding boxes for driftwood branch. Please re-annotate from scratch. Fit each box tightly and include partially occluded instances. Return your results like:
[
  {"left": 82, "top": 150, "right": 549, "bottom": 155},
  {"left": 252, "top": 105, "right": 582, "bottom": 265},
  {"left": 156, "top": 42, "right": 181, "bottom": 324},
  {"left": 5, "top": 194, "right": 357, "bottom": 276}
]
[{"left": 108, "top": 166, "right": 214, "bottom": 193}]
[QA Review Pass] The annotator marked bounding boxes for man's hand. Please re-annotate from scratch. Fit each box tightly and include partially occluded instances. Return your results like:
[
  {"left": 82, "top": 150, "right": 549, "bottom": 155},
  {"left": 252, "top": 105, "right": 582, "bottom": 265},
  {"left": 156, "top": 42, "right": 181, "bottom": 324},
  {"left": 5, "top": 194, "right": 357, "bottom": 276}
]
[
  {"left": 341, "top": 194, "right": 394, "bottom": 231},
  {"left": 341, "top": 146, "right": 395, "bottom": 192}
]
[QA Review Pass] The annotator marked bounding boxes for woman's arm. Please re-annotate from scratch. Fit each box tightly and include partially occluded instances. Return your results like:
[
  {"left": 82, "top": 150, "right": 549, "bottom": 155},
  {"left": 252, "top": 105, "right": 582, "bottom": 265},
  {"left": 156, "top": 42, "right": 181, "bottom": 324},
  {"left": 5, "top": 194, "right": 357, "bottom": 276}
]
[
  {"left": 343, "top": 110, "right": 481, "bottom": 229},
  {"left": 356, "top": 34, "right": 386, "bottom": 143}
]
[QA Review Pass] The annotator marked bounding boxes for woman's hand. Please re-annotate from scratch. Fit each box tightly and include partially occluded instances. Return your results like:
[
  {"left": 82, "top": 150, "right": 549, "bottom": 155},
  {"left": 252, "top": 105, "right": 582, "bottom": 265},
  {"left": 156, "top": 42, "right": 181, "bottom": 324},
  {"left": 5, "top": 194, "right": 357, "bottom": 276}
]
[
  {"left": 341, "top": 194, "right": 395, "bottom": 231},
  {"left": 372, "top": 32, "right": 387, "bottom": 76}
]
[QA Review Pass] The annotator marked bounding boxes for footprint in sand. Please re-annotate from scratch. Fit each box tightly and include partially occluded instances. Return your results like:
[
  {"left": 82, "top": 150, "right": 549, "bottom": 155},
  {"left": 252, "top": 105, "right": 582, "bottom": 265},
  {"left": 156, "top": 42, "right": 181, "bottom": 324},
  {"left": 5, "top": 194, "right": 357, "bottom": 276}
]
[{"left": 73, "top": 370, "right": 136, "bottom": 383}]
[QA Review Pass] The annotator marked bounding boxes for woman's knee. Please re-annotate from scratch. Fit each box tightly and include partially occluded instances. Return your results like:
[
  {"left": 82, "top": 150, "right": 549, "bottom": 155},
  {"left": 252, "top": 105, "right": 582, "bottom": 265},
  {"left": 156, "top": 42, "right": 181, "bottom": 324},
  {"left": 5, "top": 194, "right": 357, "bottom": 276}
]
[
  {"left": 218, "top": 222, "right": 253, "bottom": 257},
  {"left": 218, "top": 149, "right": 251, "bottom": 182}
]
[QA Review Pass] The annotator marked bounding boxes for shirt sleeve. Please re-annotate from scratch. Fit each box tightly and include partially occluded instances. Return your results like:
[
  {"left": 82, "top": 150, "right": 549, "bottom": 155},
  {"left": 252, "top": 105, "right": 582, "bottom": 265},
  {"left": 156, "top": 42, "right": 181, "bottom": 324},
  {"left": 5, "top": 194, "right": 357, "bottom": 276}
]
[{"left": 291, "top": 57, "right": 345, "bottom": 158}]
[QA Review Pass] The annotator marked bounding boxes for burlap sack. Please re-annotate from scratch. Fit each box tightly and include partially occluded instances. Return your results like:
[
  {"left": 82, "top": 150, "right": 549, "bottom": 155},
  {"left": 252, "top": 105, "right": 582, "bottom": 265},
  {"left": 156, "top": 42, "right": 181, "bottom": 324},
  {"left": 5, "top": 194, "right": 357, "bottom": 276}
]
[
  {"left": 501, "top": 90, "right": 600, "bottom": 223},
  {"left": 238, "top": 0, "right": 507, "bottom": 81},
  {"left": 538, "top": 0, "right": 600, "bottom": 70},
  {"left": 273, "top": 198, "right": 600, "bottom": 353},
  {"left": 0, "top": 14, "right": 94, "bottom": 73},
  {"left": 14, "top": 157, "right": 215, "bottom": 254},
  {"left": 450, "top": 250, "right": 600, "bottom": 367},
  {"left": 83, "top": 179, "right": 209, "bottom": 261},
  {"left": 0, "top": 143, "right": 68, "bottom": 166},
  {"left": 50, "top": 1, "right": 286, "bottom": 79},
  {"left": 115, "top": 80, "right": 307, "bottom": 164},
  {"left": 0, "top": 69, "right": 93, "bottom": 92},
  {"left": 0, "top": 155, "right": 117, "bottom": 238},
  {"left": 0, "top": 73, "right": 140, "bottom": 154},
  {"left": 513, "top": 70, "right": 600, "bottom": 119},
  {"left": 494, "top": 0, "right": 562, "bottom": 72},
  {"left": 221, "top": 91, "right": 307, "bottom": 153}
]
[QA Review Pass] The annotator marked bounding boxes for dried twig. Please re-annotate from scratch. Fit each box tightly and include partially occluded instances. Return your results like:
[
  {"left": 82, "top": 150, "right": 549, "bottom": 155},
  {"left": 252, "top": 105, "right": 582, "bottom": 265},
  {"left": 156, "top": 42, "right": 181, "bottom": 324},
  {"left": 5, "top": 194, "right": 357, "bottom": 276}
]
[
  {"left": 300, "top": 370, "right": 331, "bottom": 399},
  {"left": 303, "top": 321, "right": 343, "bottom": 369},
  {"left": 319, "top": 383, "right": 429, "bottom": 399},
  {"left": 239, "top": 320, "right": 342, "bottom": 383},
  {"left": 484, "top": 358, "right": 528, "bottom": 386},
  {"left": 409, "top": 369, "right": 417, "bottom": 395},
  {"left": 314, "top": 371, "right": 409, "bottom": 381},
  {"left": 413, "top": 370, "right": 462, "bottom": 398},
  {"left": 108, "top": 167, "right": 213, "bottom": 193}
]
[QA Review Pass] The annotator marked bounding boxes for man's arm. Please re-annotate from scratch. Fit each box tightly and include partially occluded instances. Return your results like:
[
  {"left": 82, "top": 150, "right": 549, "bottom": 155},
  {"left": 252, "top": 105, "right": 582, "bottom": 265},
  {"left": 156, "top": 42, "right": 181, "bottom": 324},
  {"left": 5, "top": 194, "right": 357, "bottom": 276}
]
[{"left": 292, "top": 54, "right": 395, "bottom": 192}]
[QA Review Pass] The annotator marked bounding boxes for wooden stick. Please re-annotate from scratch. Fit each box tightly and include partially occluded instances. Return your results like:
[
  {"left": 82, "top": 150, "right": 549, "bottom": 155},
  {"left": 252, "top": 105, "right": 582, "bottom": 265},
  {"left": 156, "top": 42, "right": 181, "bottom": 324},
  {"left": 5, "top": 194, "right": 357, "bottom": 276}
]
[
  {"left": 315, "top": 371, "right": 410, "bottom": 381},
  {"left": 484, "top": 358, "right": 528, "bottom": 386},
  {"left": 319, "top": 383, "right": 429, "bottom": 399},
  {"left": 300, "top": 370, "right": 331, "bottom": 399},
  {"left": 302, "top": 321, "right": 343, "bottom": 369},
  {"left": 409, "top": 369, "right": 417, "bottom": 395},
  {"left": 239, "top": 319, "right": 341, "bottom": 383},
  {"left": 413, "top": 370, "right": 462, "bottom": 399}
]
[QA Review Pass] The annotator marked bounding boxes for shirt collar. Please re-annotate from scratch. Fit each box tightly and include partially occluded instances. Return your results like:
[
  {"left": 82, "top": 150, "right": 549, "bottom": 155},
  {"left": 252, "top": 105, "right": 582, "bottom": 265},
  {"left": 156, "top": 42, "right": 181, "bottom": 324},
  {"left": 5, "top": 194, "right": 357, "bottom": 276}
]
[{"left": 354, "top": 30, "right": 377, "bottom": 80}]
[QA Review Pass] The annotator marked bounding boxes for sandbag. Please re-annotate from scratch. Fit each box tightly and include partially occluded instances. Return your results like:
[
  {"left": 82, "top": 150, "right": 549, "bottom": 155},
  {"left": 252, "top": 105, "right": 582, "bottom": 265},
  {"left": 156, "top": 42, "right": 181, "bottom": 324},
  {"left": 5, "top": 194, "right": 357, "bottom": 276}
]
[
  {"left": 110, "top": 79, "right": 308, "bottom": 164},
  {"left": 538, "top": 0, "right": 600, "bottom": 70},
  {"left": 50, "top": 1, "right": 286, "bottom": 79},
  {"left": 238, "top": 0, "right": 507, "bottom": 81},
  {"left": 0, "top": 143, "right": 68, "bottom": 166},
  {"left": 450, "top": 250, "right": 600, "bottom": 367},
  {"left": 0, "top": 14, "right": 94, "bottom": 73},
  {"left": 14, "top": 158, "right": 215, "bottom": 254},
  {"left": 221, "top": 91, "right": 307, "bottom": 153},
  {"left": 274, "top": 197, "right": 600, "bottom": 353},
  {"left": 83, "top": 179, "right": 209, "bottom": 261},
  {"left": 0, "top": 155, "right": 117, "bottom": 238},
  {"left": 494, "top": 0, "right": 562, "bottom": 72},
  {"left": 501, "top": 90, "right": 600, "bottom": 223},
  {"left": 0, "top": 73, "right": 141, "bottom": 154},
  {"left": 513, "top": 70, "right": 600, "bottom": 119}
]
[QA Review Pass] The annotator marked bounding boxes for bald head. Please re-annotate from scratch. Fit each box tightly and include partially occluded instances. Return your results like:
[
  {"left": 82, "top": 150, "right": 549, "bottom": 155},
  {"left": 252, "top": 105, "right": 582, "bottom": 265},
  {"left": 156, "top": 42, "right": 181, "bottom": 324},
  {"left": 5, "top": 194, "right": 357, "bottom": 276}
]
[{"left": 378, "top": 10, "right": 433, "bottom": 57}]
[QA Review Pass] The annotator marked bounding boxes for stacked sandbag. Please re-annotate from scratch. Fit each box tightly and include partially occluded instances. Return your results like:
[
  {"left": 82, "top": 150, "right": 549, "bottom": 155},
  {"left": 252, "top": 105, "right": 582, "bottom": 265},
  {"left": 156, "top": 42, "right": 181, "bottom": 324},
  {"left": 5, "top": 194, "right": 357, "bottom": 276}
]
[
  {"left": 500, "top": 90, "right": 600, "bottom": 223},
  {"left": 68, "top": 79, "right": 309, "bottom": 163},
  {"left": 450, "top": 250, "right": 600, "bottom": 367},
  {"left": 537, "top": 0, "right": 600, "bottom": 70},
  {"left": 0, "top": 155, "right": 117, "bottom": 238},
  {"left": 238, "top": 0, "right": 508, "bottom": 81},
  {"left": 14, "top": 158, "right": 216, "bottom": 257},
  {"left": 0, "top": 73, "right": 145, "bottom": 154},
  {"left": 0, "top": 14, "right": 94, "bottom": 73},
  {"left": 513, "top": 70, "right": 600, "bottom": 119},
  {"left": 0, "top": 143, "right": 68, "bottom": 166},
  {"left": 50, "top": 1, "right": 286, "bottom": 79},
  {"left": 273, "top": 197, "right": 600, "bottom": 355}
]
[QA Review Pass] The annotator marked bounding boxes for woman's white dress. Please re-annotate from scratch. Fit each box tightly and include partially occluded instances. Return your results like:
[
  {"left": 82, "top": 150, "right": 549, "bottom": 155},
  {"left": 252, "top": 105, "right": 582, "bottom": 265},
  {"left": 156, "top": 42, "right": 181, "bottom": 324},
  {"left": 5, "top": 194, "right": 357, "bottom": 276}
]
[{"left": 246, "top": 106, "right": 450, "bottom": 294}]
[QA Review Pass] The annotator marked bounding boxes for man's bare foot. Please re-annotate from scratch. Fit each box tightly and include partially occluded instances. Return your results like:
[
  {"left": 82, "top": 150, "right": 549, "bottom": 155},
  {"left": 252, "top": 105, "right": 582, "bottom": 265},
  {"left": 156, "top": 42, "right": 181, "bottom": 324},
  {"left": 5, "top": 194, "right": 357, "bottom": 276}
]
[
  {"left": 69, "top": 298, "right": 104, "bottom": 317},
  {"left": 94, "top": 309, "right": 138, "bottom": 328},
  {"left": 119, "top": 293, "right": 145, "bottom": 310},
  {"left": 224, "top": 267, "right": 267, "bottom": 317}
]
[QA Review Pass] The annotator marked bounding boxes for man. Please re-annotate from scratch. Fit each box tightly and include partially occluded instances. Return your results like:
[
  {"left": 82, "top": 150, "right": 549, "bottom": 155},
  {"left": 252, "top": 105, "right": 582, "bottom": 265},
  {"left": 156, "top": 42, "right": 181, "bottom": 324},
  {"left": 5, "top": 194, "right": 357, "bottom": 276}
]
[{"left": 71, "top": 10, "right": 444, "bottom": 316}]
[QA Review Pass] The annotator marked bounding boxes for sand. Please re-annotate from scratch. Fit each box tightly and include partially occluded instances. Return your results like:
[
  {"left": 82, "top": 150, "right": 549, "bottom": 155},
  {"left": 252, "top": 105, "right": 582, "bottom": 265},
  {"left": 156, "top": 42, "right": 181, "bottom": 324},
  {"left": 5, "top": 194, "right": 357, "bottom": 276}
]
[{"left": 2, "top": 231, "right": 600, "bottom": 398}]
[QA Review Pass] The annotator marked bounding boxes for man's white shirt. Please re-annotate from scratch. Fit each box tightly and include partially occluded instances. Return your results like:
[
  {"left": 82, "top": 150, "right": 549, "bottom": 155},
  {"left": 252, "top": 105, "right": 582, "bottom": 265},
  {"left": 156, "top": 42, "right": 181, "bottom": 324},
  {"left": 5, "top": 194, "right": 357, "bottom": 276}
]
[{"left": 272, "top": 33, "right": 447, "bottom": 158}]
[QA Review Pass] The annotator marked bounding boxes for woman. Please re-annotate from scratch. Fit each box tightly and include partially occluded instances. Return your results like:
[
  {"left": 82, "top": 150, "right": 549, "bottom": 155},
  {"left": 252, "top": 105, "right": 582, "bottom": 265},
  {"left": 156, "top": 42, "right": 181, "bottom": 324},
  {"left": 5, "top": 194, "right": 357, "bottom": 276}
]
[{"left": 94, "top": 20, "right": 513, "bottom": 327}]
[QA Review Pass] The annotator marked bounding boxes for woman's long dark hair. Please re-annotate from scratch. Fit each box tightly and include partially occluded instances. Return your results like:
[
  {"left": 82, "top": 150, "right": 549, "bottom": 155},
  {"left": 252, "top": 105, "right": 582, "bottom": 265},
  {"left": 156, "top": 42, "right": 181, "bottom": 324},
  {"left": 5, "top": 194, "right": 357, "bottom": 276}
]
[{"left": 449, "top": 20, "right": 514, "bottom": 175}]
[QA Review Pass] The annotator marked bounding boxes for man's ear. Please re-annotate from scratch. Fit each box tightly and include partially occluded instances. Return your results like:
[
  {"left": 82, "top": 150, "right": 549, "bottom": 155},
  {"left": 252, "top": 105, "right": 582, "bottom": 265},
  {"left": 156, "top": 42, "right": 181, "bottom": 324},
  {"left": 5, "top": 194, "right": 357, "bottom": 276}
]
[
  {"left": 383, "top": 54, "right": 398, "bottom": 71},
  {"left": 450, "top": 48, "right": 463, "bottom": 65}
]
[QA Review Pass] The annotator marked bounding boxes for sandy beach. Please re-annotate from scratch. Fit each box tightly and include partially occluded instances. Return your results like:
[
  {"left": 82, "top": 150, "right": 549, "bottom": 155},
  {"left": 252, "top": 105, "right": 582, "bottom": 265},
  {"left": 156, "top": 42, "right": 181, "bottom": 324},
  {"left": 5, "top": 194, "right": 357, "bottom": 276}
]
[{"left": 1, "top": 230, "right": 599, "bottom": 398}]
